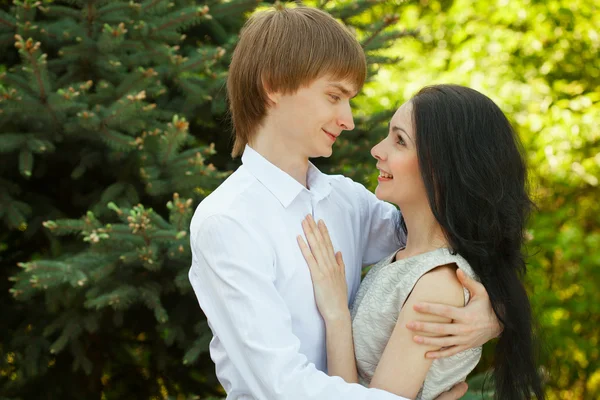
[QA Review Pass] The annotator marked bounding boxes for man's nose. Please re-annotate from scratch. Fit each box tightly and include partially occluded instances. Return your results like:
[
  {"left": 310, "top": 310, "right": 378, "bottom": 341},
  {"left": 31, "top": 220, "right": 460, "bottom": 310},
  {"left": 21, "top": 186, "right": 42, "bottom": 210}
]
[{"left": 337, "top": 101, "right": 355, "bottom": 131}]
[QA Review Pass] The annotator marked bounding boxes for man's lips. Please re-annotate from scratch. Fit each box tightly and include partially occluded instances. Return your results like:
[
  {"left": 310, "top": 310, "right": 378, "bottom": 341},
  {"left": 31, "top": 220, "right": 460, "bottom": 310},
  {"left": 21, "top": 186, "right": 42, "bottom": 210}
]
[{"left": 323, "top": 129, "right": 339, "bottom": 141}]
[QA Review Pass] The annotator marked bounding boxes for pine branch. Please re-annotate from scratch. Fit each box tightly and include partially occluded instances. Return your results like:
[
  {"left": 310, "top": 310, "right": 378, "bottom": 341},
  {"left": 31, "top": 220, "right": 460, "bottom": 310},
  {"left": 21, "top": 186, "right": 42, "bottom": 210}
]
[
  {"left": 208, "top": 0, "right": 262, "bottom": 19},
  {"left": 361, "top": 15, "right": 399, "bottom": 50},
  {"left": 177, "top": 47, "right": 226, "bottom": 74},
  {"left": 100, "top": 89, "right": 148, "bottom": 128},
  {"left": 41, "top": 5, "right": 82, "bottom": 20},
  {"left": 141, "top": 38, "right": 167, "bottom": 60},
  {"left": 18, "top": 149, "right": 33, "bottom": 178},
  {"left": 14, "top": 36, "right": 62, "bottom": 127},
  {"left": 153, "top": 6, "right": 209, "bottom": 34},
  {"left": 0, "top": 16, "right": 16, "bottom": 29},
  {"left": 100, "top": 126, "right": 133, "bottom": 149},
  {"left": 114, "top": 73, "right": 150, "bottom": 102},
  {"left": 85, "top": 0, "right": 96, "bottom": 38},
  {"left": 159, "top": 115, "right": 188, "bottom": 165},
  {"left": 182, "top": 329, "right": 211, "bottom": 365},
  {"left": 0, "top": 133, "right": 29, "bottom": 153},
  {"left": 142, "top": 0, "right": 166, "bottom": 13},
  {"left": 96, "top": 1, "right": 136, "bottom": 18},
  {"left": 2, "top": 72, "right": 37, "bottom": 97}
]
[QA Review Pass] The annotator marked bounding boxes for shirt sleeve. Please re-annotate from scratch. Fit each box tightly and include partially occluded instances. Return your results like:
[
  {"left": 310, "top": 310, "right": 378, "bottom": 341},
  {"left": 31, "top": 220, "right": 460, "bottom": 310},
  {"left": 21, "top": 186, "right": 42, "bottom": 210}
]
[
  {"left": 189, "top": 214, "right": 408, "bottom": 400},
  {"left": 350, "top": 180, "right": 406, "bottom": 266}
]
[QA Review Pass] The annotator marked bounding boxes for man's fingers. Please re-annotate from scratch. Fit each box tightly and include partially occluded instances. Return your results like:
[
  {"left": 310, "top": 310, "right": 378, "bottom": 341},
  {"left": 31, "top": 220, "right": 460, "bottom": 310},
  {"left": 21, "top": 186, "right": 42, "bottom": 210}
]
[
  {"left": 412, "top": 334, "right": 464, "bottom": 348},
  {"left": 433, "top": 381, "right": 468, "bottom": 400},
  {"left": 425, "top": 345, "right": 467, "bottom": 359},
  {"left": 407, "top": 320, "right": 468, "bottom": 336},
  {"left": 456, "top": 269, "right": 485, "bottom": 298},
  {"left": 413, "top": 302, "right": 461, "bottom": 320}
]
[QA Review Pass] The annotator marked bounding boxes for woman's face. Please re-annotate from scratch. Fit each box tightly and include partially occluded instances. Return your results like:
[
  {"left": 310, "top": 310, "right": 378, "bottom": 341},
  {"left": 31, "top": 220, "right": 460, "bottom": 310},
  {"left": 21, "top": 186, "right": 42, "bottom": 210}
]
[{"left": 371, "top": 101, "right": 427, "bottom": 206}]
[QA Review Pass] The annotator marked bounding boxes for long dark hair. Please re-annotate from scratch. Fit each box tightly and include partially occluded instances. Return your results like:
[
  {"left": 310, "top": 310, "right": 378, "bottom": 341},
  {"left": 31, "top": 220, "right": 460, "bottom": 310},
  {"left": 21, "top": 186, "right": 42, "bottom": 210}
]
[{"left": 402, "top": 84, "right": 544, "bottom": 399}]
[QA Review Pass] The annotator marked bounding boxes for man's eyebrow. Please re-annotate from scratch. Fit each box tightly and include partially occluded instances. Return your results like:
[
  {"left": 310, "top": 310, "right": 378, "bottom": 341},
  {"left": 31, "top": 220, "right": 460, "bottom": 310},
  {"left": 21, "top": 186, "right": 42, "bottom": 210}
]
[{"left": 328, "top": 83, "right": 358, "bottom": 98}]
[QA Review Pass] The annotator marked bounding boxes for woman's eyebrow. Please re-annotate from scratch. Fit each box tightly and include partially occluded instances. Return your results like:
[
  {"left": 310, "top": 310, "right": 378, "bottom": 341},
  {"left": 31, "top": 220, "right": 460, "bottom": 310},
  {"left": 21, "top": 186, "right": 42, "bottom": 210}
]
[
  {"left": 390, "top": 125, "right": 408, "bottom": 135},
  {"left": 389, "top": 123, "right": 414, "bottom": 143}
]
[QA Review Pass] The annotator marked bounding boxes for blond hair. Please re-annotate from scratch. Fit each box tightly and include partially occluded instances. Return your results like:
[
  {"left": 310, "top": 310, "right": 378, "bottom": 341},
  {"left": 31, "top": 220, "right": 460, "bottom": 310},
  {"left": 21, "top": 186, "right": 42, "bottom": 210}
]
[{"left": 227, "top": 6, "right": 367, "bottom": 157}]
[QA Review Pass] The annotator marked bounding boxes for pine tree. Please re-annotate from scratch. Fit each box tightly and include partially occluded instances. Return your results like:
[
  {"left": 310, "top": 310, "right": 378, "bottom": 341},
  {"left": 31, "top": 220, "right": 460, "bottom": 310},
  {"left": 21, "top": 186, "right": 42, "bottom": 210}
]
[
  {"left": 1, "top": 1, "right": 415, "bottom": 398},
  {"left": 0, "top": 0, "right": 250, "bottom": 398}
]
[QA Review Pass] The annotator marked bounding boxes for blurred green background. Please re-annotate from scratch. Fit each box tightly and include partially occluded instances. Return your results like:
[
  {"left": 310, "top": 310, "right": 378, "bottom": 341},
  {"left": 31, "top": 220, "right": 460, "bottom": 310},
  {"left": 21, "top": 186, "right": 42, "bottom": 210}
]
[{"left": 0, "top": 0, "right": 598, "bottom": 399}]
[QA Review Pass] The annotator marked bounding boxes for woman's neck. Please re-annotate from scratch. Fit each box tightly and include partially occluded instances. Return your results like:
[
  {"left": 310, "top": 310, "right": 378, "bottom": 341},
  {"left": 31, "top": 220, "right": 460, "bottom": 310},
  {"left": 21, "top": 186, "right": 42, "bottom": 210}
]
[{"left": 396, "top": 202, "right": 448, "bottom": 260}]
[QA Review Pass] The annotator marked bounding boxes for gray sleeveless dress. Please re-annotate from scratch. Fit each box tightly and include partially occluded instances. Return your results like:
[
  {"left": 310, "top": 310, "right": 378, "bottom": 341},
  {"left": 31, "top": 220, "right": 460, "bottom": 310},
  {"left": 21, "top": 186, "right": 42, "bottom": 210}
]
[{"left": 350, "top": 248, "right": 482, "bottom": 400}]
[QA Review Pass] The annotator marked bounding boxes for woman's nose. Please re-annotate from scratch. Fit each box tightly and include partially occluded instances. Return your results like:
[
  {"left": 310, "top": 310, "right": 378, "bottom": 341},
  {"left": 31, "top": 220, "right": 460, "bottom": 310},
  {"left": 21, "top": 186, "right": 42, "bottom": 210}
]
[{"left": 371, "top": 140, "right": 385, "bottom": 160}]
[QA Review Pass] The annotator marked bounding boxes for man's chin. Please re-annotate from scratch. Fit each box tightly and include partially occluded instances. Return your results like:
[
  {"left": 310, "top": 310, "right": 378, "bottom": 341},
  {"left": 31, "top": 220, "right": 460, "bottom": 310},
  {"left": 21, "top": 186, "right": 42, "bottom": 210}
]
[{"left": 309, "top": 148, "right": 333, "bottom": 159}]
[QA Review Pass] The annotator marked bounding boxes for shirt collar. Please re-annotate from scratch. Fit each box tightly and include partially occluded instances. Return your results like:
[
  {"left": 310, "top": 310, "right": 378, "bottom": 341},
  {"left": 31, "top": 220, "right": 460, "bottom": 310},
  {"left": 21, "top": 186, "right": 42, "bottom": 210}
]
[{"left": 241, "top": 145, "right": 333, "bottom": 208}]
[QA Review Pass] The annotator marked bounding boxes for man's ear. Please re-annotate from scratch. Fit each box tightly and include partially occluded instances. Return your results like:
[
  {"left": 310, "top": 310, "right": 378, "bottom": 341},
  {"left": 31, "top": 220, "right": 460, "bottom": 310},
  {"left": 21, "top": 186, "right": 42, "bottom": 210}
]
[
  {"left": 267, "top": 91, "right": 281, "bottom": 105},
  {"left": 262, "top": 76, "right": 280, "bottom": 105}
]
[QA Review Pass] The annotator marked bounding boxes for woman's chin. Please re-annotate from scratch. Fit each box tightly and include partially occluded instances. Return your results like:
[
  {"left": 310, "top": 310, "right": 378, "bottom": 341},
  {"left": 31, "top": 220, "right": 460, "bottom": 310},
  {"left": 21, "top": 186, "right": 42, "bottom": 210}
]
[{"left": 374, "top": 187, "right": 389, "bottom": 202}]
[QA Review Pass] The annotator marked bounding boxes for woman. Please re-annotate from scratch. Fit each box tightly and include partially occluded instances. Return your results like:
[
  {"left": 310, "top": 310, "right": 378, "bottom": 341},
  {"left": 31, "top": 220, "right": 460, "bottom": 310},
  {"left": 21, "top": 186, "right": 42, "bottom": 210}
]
[{"left": 298, "top": 85, "right": 544, "bottom": 399}]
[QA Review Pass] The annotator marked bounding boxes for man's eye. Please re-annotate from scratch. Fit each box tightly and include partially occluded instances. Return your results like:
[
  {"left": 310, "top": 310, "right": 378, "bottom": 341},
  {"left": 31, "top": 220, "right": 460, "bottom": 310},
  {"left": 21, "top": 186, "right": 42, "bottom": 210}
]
[{"left": 329, "top": 94, "right": 341, "bottom": 102}]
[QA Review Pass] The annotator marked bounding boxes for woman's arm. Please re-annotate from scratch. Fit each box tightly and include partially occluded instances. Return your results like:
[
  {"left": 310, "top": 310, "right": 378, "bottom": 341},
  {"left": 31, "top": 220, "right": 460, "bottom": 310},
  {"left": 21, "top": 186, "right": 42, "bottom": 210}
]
[
  {"left": 370, "top": 265, "right": 465, "bottom": 398},
  {"left": 324, "top": 313, "right": 359, "bottom": 383},
  {"left": 297, "top": 215, "right": 358, "bottom": 383},
  {"left": 408, "top": 268, "right": 502, "bottom": 358}
]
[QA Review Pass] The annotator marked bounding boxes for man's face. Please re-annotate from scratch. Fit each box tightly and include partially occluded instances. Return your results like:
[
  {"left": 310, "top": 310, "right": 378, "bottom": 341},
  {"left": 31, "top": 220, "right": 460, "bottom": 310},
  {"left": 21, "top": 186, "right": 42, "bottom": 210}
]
[{"left": 267, "top": 75, "right": 357, "bottom": 158}]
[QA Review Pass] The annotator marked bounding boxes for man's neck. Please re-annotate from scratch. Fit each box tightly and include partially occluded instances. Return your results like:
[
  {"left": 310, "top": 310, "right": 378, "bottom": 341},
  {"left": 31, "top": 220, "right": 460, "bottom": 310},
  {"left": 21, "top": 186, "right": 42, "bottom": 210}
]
[{"left": 250, "top": 134, "right": 310, "bottom": 188}]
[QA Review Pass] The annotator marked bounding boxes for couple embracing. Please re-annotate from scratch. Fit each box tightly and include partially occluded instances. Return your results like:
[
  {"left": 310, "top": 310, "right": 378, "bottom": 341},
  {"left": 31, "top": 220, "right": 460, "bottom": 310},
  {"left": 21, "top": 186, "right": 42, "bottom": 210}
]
[{"left": 188, "top": 6, "right": 543, "bottom": 400}]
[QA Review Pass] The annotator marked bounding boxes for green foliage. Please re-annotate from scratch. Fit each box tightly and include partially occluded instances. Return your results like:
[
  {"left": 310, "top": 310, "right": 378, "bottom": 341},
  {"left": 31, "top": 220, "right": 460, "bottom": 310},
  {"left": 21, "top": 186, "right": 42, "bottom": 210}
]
[{"left": 324, "top": 0, "right": 599, "bottom": 398}]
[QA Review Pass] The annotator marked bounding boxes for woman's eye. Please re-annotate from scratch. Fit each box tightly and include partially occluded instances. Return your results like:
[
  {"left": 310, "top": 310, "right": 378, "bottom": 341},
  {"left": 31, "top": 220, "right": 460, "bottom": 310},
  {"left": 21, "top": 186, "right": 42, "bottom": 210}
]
[{"left": 396, "top": 136, "right": 406, "bottom": 146}]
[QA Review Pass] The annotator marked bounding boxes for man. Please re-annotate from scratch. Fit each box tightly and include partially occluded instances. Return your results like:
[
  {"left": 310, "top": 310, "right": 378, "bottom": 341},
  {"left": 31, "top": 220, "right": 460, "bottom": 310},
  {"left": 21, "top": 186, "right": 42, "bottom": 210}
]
[{"left": 189, "top": 6, "right": 501, "bottom": 399}]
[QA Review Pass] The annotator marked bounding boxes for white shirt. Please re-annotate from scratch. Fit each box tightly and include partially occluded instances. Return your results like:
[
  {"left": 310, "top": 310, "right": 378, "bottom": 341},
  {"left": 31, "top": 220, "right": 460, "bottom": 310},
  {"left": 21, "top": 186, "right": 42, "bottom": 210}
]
[{"left": 189, "top": 145, "right": 407, "bottom": 400}]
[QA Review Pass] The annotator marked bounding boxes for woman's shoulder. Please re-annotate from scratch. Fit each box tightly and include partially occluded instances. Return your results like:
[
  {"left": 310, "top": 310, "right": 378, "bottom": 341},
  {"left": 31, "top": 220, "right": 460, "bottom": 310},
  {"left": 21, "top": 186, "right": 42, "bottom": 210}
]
[
  {"left": 389, "top": 248, "right": 478, "bottom": 305},
  {"left": 396, "top": 248, "right": 478, "bottom": 281},
  {"left": 412, "top": 264, "right": 465, "bottom": 308}
]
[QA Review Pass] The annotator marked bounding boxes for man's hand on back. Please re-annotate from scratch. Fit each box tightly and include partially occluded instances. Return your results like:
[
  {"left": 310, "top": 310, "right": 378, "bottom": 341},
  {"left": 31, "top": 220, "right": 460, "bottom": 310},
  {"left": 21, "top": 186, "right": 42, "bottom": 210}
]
[
  {"left": 406, "top": 269, "right": 502, "bottom": 358},
  {"left": 434, "top": 382, "right": 468, "bottom": 400}
]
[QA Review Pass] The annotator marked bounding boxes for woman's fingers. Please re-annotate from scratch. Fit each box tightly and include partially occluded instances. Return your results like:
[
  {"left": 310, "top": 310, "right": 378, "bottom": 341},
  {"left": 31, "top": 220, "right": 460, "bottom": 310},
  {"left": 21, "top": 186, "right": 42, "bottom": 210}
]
[
  {"left": 302, "top": 217, "right": 327, "bottom": 266},
  {"left": 300, "top": 215, "right": 343, "bottom": 275},
  {"left": 335, "top": 251, "right": 345, "bottom": 269},
  {"left": 317, "top": 220, "right": 337, "bottom": 266},
  {"left": 297, "top": 235, "right": 320, "bottom": 276}
]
